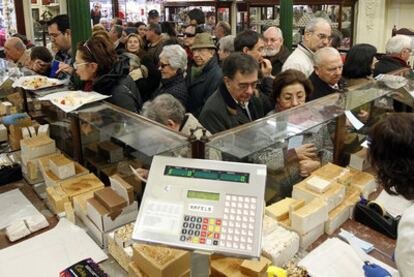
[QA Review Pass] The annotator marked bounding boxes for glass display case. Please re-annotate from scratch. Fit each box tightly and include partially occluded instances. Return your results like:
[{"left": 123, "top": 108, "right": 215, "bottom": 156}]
[{"left": 204, "top": 80, "right": 398, "bottom": 202}]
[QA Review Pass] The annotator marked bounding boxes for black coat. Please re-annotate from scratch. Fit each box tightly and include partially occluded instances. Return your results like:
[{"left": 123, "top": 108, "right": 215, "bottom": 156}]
[
  {"left": 373, "top": 55, "right": 411, "bottom": 77},
  {"left": 308, "top": 72, "right": 344, "bottom": 101},
  {"left": 92, "top": 56, "right": 142, "bottom": 113},
  {"left": 199, "top": 82, "right": 265, "bottom": 134},
  {"left": 153, "top": 73, "right": 188, "bottom": 107},
  {"left": 186, "top": 56, "right": 223, "bottom": 118},
  {"left": 266, "top": 44, "right": 291, "bottom": 76}
]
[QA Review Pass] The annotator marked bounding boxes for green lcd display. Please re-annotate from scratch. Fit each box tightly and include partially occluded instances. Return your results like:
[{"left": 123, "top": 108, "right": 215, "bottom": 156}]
[
  {"left": 165, "top": 166, "right": 249, "bottom": 183},
  {"left": 187, "top": 190, "right": 220, "bottom": 201}
]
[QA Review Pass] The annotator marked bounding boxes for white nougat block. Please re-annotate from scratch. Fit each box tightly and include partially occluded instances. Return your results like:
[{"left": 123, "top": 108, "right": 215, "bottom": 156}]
[
  {"left": 28, "top": 126, "right": 36, "bottom": 137},
  {"left": 306, "top": 176, "right": 332, "bottom": 193},
  {"left": 25, "top": 214, "right": 50, "bottom": 232},
  {"left": 291, "top": 198, "right": 328, "bottom": 235},
  {"left": 0, "top": 101, "right": 12, "bottom": 115},
  {"left": 0, "top": 124, "right": 7, "bottom": 142},
  {"left": 299, "top": 222, "right": 325, "bottom": 250},
  {"left": 37, "top": 124, "right": 50, "bottom": 136},
  {"left": 6, "top": 221, "right": 31, "bottom": 242},
  {"left": 348, "top": 168, "right": 377, "bottom": 199},
  {"left": 48, "top": 155, "right": 76, "bottom": 180},
  {"left": 20, "top": 135, "right": 56, "bottom": 166},
  {"left": 292, "top": 180, "right": 346, "bottom": 212},
  {"left": 21, "top": 127, "right": 30, "bottom": 139},
  {"left": 324, "top": 203, "right": 351, "bottom": 235}
]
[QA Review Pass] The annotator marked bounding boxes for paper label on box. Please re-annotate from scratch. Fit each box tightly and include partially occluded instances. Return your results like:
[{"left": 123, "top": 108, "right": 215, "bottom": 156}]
[{"left": 138, "top": 200, "right": 183, "bottom": 235}]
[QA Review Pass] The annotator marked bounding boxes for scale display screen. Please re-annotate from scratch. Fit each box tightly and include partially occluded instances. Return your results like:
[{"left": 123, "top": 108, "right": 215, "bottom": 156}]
[
  {"left": 187, "top": 190, "right": 220, "bottom": 201},
  {"left": 164, "top": 166, "right": 249, "bottom": 183}
]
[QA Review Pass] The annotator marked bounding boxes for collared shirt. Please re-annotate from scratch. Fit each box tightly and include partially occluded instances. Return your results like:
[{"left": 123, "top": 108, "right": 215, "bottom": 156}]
[{"left": 231, "top": 96, "right": 253, "bottom": 121}]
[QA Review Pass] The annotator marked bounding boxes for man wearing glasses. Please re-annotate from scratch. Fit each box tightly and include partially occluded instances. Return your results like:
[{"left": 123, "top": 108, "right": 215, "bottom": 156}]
[
  {"left": 282, "top": 17, "right": 332, "bottom": 77},
  {"left": 199, "top": 53, "right": 264, "bottom": 134},
  {"left": 47, "top": 15, "right": 73, "bottom": 75}
]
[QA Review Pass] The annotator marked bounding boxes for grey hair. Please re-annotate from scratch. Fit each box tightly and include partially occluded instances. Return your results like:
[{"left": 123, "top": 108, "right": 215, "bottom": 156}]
[
  {"left": 159, "top": 45, "right": 187, "bottom": 72},
  {"left": 141, "top": 94, "right": 186, "bottom": 126},
  {"left": 122, "top": 52, "right": 141, "bottom": 70},
  {"left": 219, "top": 35, "right": 235, "bottom": 53},
  {"left": 305, "top": 17, "right": 331, "bottom": 33},
  {"left": 385, "top": 35, "right": 412, "bottom": 54},
  {"left": 264, "top": 26, "right": 283, "bottom": 39},
  {"left": 314, "top": 47, "right": 341, "bottom": 66},
  {"left": 216, "top": 21, "right": 231, "bottom": 36}
]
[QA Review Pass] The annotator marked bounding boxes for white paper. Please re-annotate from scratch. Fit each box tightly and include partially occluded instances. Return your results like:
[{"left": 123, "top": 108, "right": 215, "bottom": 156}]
[
  {"left": 0, "top": 219, "right": 107, "bottom": 277},
  {"left": 0, "top": 189, "right": 44, "bottom": 229},
  {"left": 375, "top": 190, "right": 414, "bottom": 218},
  {"left": 288, "top": 135, "right": 304, "bottom": 149},
  {"left": 361, "top": 140, "right": 370, "bottom": 149},
  {"left": 39, "top": 90, "right": 110, "bottom": 113},
  {"left": 12, "top": 75, "right": 65, "bottom": 90},
  {"left": 345, "top": 110, "right": 364, "bottom": 130},
  {"left": 298, "top": 238, "right": 399, "bottom": 277}
]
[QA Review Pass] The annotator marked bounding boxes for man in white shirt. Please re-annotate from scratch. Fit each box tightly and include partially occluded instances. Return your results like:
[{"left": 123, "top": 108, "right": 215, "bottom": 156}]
[{"left": 282, "top": 17, "right": 332, "bottom": 77}]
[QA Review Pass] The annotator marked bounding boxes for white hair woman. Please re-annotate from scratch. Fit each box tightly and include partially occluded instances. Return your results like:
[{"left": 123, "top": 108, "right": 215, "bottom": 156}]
[
  {"left": 217, "top": 35, "right": 235, "bottom": 61},
  {"left": 374, "top": 35, "right": 413, "bottom": 76},
  {"left": 152, "top": 45, "right": 189, "bottom": 107}
]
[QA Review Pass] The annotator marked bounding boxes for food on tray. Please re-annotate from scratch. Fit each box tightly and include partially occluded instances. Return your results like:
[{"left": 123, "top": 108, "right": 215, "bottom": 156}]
[
  {"left": 21, "top": 76, "right": 59, "bottom": 90},
  {"left": 52, "top": 95, "right": 85, "bottom": 106}
]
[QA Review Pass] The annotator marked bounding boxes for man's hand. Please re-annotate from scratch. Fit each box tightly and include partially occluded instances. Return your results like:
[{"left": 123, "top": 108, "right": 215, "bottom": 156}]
[
  {"left": 299, "top": 160, "right": 321, "bottom": 177},
  {"left": 261, "top": 58, "right": 273, "bottom": 78},
  {"left": 56, "top": 62, "right": 74, "bottom": 75},
  {"left": 295, "top": 143, "right": 317, "bottom": 160}
]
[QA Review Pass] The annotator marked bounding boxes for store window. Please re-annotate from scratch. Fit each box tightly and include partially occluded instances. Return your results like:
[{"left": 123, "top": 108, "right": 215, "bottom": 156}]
[
  {"left": 0, "top": 0, "right": 17, "bottom": 47},
  {"left": 89, "top": 0, "right": 113, "bottom": 25}
]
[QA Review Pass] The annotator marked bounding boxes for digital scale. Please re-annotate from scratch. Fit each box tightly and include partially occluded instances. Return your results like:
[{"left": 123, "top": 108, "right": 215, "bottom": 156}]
[{"left": 132, "top": 156, "right": 267, "bottom": 259}]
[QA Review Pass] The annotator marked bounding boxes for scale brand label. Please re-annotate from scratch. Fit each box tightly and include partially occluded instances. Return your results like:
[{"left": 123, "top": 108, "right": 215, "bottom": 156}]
[{"left": 189, "top": 203, "right": 214, "bottom": 213}]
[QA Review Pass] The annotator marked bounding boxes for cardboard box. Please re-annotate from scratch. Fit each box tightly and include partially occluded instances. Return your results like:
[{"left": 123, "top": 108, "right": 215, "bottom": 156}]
[
  {"left": 87, "top": 199, "right": 138, "bottom": 232},
  {"left": 210, "top": 256, "right": 249, "bottom": 277},
  {"left": 58, "top": 173, "right": 104, "bottom": 201},
  {"left": 240, "top": 256, "right": 272, "bottom": 277},
  {"left": 108, "top": 233, "right": 133, "bottom": 271},
  {"left": 94, "top": 187, "right": 127, "bottom": 214},
  {"left": 110, "top": 174, "right": 135, "bottom": 205},
  {"left": 265, "top": 198, "right": 305, "bottom": 221},
  {"left": 312, "top": 163, "right": 348, "bottom": 182},
  {"left": 46, "top": 185, "right": 69, "bottom": 214},
  {"left": 292, "top": 180, "right": 346, "bottom": 212},
  {"left": 129, "top": 262, "right": 148, "bottom": 277},
  {"left": 132, "top": 244, "right": 190, "bottom": 277},
  {"left": 291, "top": 198, "right": 328, "bottom": 235},
  {"left": 81, "top": 213, "right": 109, "bottom": 248},
  {"left": 114, "top": 223, "right": 135, "bottom": 248},
  {"left": 49, "top": 155, "right": 76, "bottom": 179}
]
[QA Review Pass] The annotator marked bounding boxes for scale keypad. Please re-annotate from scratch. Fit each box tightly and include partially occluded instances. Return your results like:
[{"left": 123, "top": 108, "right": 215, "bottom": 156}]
[
  {"left": 180, "top": 215, "right": 221, "bottom": 246},
  {"left": 221, "top": 194, "right": 257, "bottom": 251}
]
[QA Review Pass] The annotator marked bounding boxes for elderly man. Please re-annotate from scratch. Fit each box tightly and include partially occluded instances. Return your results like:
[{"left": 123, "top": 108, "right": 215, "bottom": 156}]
[
  {"left": 282, "top": 17, "right": 331, "bottom": 77},
  {"left": 4, "top": 37, "right": 30, "bottom": 66},
  {"left": 374, "top": 35, "right": 413, "bottom": 76},
  {"left": 218, "top": 35, "right": 235, "bottom": 61},
  {"left": 199, "top": 53, "right": 264, "bottom": 134},
  {"left": 186, "top": 33, "right": 222, "bottom": 118},
  {"left": 263, "top": 26, "right": 290, "bottom": 75},
  {"left": 308, "top": 47, "right": 344, "bottom": 101},
  {"left": 215, "top": 21, "right": 231, "bottom": 41},
  {"left": 109, "top": 24, "right": 125, "bottom": 52},
  {"left": 148, "top": 10, "right": 160, "bottom": 24},
  {"left": 145, "top": 23, "right": 165, "bottom": 65}
]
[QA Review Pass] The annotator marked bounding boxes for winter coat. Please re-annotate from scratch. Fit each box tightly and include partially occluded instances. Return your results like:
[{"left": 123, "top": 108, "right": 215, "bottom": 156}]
[
  {"left": 373, "top": 55, "right": 411, "bottom": 77},
  {"left": 153, "top": 73, "right": 188, "bottom": 107},
  {"left": 92, "top": 56, "right": 142, "bottom": 113},
  {"left": 186, "top": 56, "right": 222, "bottom": 118}
]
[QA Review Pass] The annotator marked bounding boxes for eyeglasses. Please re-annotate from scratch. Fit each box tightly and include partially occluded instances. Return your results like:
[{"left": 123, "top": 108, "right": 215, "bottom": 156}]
[
  {"left": 49, "top": 32, "right": 63, "bottom": 38},
  {"left": 159, "top": 62, "right": 170, "bottom": 69},
  {"left": 183, "top": 33, "right": 196, "bottom": 38},
  {"left": 314, "top": 32, "right": 331, "bottom": 41},
  {"left": 234, "top": 80, "right": 260, "bottom": 91},
  {"left": 73, "top": 62, "right": 90, "bottom": 70}
]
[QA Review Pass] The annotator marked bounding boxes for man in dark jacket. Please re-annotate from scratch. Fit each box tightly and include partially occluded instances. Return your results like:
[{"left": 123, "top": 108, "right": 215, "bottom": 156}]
[
  {"left": 199, "top": 53, "right": 264, "bottom": 134},
  {"left": 374, "top": 35, "right": 413, "bottom": 77},
  {"left": 308, "top": 47, "right": 344, "bottom": 101},
  {"left": 186, "top": 33, "right": 222, "bottom": 117}
]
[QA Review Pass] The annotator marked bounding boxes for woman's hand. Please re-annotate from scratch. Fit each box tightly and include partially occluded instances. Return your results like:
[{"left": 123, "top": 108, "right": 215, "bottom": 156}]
[
  {"left": 299, "top": 160, "right": 321, "bottom": 177},
  {"left": 295, "top": 143, "right": 317, "bottom": 160}
]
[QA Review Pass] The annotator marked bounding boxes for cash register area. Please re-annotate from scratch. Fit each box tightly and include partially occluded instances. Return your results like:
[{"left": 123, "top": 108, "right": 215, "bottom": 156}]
[{"left": 0, "top": 65, "right": 412, "bottom": 277}]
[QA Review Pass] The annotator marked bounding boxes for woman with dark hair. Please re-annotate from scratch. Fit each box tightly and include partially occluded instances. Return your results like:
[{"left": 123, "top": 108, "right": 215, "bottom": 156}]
[
  {"left": 364, "top": 113, "right": 414, "bottom": 277},
  {"left": 251, "top": 69, "right": 333, "bottom": 200},
  {"left": 75, "top": 36, "right": 142, "bottom": 112},
  {"left": 342, "top": 43, "right": 377, "bottom": 87},
  {"left": 134, "top": 22, "right": 147, "bottom": 40}
]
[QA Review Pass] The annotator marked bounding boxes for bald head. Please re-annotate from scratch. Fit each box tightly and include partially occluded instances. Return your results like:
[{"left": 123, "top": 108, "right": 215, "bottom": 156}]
[
  {"left": 4, "top": 37, "right": 26, "bottom": 62},
  {"left": 263, "top": 27, "right": 283, "bottom": 57},
  {"left": 314, "top": 47, "right": 343, "bottom": 86}
]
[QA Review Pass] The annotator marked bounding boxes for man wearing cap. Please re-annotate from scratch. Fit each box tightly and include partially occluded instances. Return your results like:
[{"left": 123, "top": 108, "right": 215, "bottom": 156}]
[
  {"left": 148, "top": 10, "right": 160, "bottom": 25},
  {"left": 186, "top": 33, "right": 222, "bottom": 118}
]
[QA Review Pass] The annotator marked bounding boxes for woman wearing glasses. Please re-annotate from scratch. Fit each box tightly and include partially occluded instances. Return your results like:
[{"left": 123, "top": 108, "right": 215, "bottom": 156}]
[
  {"left": 74, "top": 36, "right": 142, "bottom": 112},
  {"left": 251, "top": 69, "right": 333, "bottom": 201},
  {"left": 152, "top": 45, "right": 188, "bottom": 107}
]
